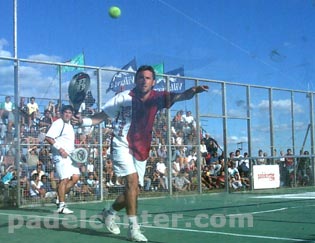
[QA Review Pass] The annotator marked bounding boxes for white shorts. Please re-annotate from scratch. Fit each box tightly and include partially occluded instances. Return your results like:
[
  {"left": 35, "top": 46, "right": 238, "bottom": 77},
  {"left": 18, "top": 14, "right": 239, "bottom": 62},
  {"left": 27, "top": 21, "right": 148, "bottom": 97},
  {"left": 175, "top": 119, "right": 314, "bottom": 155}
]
[
  {"left": 111, "top": 148, "right": 147, "bottom": 186},
  {"left": 53, "top": 155, "right": 80, "bottom": 180}
]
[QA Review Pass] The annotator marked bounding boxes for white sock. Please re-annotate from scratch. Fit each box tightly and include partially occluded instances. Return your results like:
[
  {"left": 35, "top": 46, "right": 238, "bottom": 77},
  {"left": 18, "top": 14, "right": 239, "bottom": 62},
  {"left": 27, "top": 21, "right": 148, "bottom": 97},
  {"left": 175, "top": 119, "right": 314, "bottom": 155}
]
[
  {"left": 128, "top": 216, "right": 139, "bottom": 228},
  {"left": 59, "top": 202, "right": 65, "bottom": 208}
]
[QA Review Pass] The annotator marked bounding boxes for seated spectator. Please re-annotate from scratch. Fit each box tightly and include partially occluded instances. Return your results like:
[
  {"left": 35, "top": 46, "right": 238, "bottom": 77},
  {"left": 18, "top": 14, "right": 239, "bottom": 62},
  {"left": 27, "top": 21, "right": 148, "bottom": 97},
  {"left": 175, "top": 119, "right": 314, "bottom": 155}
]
[
  {"left": 173, "top": 169, "right": 191, "bottom": 192},
  {"left": 31, "top": 164, "right": 45, "bottom": 180},
  {"left": 172, "top": 157, "right": 181, "bottom": 177},
  {"left": 86, "top": 158, "right": 95, "bottom": 174},
  {"left": 40, "top": 174, "right": 57, "bottom": 198},
  {"left": 2, "top": 149, "right": 15, "bottom": 169},
  {"left": 185, "top": 133, "right": 197, "bottom": 153},
  {"left": 20, "top": 124, "right": 29, "bottom": 143},
  {"left": 182, "top": 111, "right": 196, "bottom": 128},
  {"left": 27, "top": 97, "right": 39, "bottom": 128},
  {"left": 209, "top": 151, "right": 219, "bottom": 165},
  {"left": 1, "top": 165, "right": 16, "bottom": 185},
  {"left": 143, "top": 165, "right": 153, "bottom": 191},
  {"left": 175, "top": 145, "right": 187, "bottom": 169},
  {"left": 38, "top": 146, "right": 52, "bottom": 174},
  {"left": 0, "top": 150, "right": 4, "bottom": 174},
  {"left": 104, "top": 158, "right": 114, "bottom": 187},
  {"left": 157, "top": 145, "right": 167, "bottom": 159},
  {"left": 25, "top": 125, "right": 40, "bottom": 145},
  {"left": 201, "top": 166, "right": 217, "bottom": 189},
  {"left": 155, "top": 158, "right": 168, "bottom": 191},
  {"left": 182, "top": 122, "right": 192, "bottom": 138},
  {"left": 52, "top": 110, "right": 61, "bottom": 122},
  {"left": 238, "top": 152, "right": 250, "bottom": 177},
  {"left": 172, "top": 110, "right": 184, "bottom": 131},
  {"left": 228, "top": 161, "right": 243, "bottom": 190},
  {"left": 39, "top": 109, "right": 53, "bottom": 134},
  {"left": 27, "top": 146, "right": 40, "bottom": 172},
  {"left": 29, "top": 173, "right": 45, "bottom": 198},
  {"left": 86, "top": 172, "right": 99, "bottom": 195},
  {"left": 149, "top": 146, "right": 158, "bottom": 158},
  {"left": 20, "top": 171, "right": 30, "bottom": 197}
]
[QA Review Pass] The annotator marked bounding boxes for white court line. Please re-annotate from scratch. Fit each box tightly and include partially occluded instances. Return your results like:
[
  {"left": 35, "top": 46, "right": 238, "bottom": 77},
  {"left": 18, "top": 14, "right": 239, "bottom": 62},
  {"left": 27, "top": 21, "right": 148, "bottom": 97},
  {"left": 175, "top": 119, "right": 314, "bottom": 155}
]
[
  {"left": 0, "top": 211, "right": 312, "bottom": 242},
  {"left": 252, "top": 192, "right": 315, "bottom": 200},
  {"left": 227, "top": 207, "right": 288, "bottom": 216}
]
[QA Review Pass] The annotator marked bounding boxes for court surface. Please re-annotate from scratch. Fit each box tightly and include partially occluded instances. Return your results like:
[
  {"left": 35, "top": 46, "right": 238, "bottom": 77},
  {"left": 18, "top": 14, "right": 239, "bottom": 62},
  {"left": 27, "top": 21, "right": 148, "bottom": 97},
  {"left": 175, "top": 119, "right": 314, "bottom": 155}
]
[{"left": 1, "top": 187, "right": 314, "bottom": 243}]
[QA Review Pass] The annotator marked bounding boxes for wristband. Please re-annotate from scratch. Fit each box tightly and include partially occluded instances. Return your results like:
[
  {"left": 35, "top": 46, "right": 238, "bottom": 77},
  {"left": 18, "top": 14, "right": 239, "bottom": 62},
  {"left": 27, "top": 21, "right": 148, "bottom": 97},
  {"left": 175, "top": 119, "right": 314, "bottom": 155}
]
[
  {"left": 53, "top": 141, "right": 61, "bottom": 150},
  {"left": 82, "top": 118, "right": 93, "bottom": 127}
]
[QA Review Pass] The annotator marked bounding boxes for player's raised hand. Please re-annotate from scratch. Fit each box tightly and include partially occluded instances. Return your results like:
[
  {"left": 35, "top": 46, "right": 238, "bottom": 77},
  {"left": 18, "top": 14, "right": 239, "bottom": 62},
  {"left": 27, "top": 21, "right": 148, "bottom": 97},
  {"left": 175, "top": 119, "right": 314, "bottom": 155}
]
[{"left": 195, "top": 85, "right": 209, "bottom": 94}]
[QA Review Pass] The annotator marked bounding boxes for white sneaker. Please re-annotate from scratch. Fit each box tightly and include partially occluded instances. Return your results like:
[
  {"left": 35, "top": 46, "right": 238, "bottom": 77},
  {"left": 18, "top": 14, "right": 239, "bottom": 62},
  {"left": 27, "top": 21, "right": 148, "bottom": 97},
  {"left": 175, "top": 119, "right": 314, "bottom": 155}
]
[
  {"left": 98, "top": 209, "right": 120, "bottom": 235},
  {"left": 106, "top": 181, "right": 114, "bottom": 187},
  {"left": 127, "top": 225, "right": 148, "bottom": 242},
  {"left": 57, "top": 206, "right": 73, "bottom": 214},
  {"left": 55, "top": 198, "right": 60, "bottom": 208}
]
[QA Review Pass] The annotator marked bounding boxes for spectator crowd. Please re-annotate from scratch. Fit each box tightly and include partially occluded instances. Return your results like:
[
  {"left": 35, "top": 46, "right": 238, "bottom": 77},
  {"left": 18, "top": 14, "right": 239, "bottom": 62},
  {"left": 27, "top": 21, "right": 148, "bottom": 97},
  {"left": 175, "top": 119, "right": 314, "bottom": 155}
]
[{"left": 0, "top": 95, "right": 313, "bottom": 204}]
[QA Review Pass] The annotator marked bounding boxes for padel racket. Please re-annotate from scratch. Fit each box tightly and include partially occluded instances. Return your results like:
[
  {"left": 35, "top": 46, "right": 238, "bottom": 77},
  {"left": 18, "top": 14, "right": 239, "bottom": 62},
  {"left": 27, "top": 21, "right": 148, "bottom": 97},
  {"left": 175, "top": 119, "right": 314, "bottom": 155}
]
[
  {"left": 69, "top": 147, "right": 88, "bottom": 165},
  {"left": 68, "top": 72, "right": 91, "bottom": 114}
]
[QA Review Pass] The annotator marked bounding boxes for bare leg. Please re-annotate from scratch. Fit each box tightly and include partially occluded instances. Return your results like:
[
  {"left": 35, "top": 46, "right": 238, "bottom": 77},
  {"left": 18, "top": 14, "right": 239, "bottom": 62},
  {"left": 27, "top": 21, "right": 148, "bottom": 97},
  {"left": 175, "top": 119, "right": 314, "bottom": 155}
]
[
  {"left": 58, "top": 175, "right": 79, "bottom": 202},
  {"left": 112, "top": 173, "right": 139, "bottom": 216}
]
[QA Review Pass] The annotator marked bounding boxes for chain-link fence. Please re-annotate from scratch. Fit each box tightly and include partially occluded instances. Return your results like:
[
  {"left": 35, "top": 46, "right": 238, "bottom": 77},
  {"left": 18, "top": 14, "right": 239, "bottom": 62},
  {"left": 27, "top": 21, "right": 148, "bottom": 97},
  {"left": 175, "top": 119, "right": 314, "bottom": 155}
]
[{"left": 0, "top": 56, "right": 314, "bottom": 208}]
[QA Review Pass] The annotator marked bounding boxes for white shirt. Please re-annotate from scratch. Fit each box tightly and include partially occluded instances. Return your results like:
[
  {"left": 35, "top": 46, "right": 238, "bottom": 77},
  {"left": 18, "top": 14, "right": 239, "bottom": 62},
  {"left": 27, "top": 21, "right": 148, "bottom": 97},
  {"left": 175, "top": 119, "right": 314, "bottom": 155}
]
[{"left": 46, "top": 118, "right": 75, "bottom": 155}]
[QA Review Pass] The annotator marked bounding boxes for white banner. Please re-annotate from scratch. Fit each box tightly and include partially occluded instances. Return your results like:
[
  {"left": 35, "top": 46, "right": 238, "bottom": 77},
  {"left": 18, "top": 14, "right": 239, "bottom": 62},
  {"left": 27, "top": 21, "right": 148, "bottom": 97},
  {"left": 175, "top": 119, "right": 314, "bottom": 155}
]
[{"left": 253, "top": 165, "right": 280, "bottom": 189}]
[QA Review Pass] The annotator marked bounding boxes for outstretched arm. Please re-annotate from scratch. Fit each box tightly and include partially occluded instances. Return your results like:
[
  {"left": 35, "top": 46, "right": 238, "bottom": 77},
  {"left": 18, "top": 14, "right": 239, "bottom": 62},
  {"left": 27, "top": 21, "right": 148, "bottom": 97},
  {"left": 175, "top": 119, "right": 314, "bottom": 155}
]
[
  {"left": 170, "top": 85, "right": 208, "bottom": 105},
  {"left": 72, "top": 111, "right": 108, "bottom": 127}
]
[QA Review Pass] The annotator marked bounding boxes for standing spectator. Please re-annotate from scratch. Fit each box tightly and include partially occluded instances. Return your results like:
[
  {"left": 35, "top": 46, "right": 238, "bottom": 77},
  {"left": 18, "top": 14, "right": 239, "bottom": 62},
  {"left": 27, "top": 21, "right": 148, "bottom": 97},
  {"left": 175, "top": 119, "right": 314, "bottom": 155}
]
[
  {"left": 27, "top": 97, "right": 39, "bottom": 128},
  {"left": 200, "top": 139, "right": 209, "bottom": 165},
  {"left": 45, "top": 100, "right": 56, "bottom": 117},
  {"left": 19, "top": 97, "right": 28, "bottom": 125},
  {"left": 234, "top": 149, "right": 243, "bottom": 168},
  {"left": 285, "top": 148, "right": 294, "bottom": 187},
  {"left": 256, "top": 149, "right": 266, "bottom": 165},
  {"left": 277, "top": 150, "right": 286, "bottom": 186},
  {"left": 0, "top": 96, "right": 15, "bottom": 141},
  {"left": 203, "top": 133, "right": 219, "bottom": 156},
  {"left": 297, "top": 150, "right": 311, "bottom": 185}
]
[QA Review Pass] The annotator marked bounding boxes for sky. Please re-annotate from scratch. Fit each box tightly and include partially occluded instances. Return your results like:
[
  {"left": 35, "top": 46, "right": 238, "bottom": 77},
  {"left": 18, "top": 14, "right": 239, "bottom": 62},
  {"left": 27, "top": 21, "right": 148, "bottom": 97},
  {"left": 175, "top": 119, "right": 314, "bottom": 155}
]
[{"left": 0, "top": 0, "right": 315, "bottom": 154}]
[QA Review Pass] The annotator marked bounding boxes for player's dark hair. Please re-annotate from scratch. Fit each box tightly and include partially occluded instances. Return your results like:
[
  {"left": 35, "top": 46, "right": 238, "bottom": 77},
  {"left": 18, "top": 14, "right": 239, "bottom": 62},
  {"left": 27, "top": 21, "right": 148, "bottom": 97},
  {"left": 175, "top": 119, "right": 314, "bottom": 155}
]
[
  {"left": 135, "top": 65, "right": 156, "bottom": 80},
  {"left": 61, "top": 105, "right": 74, "bottom": 113}
]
